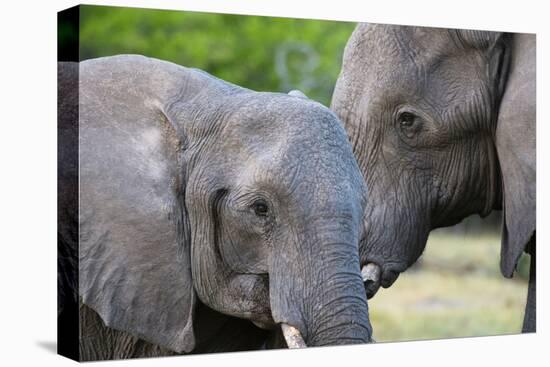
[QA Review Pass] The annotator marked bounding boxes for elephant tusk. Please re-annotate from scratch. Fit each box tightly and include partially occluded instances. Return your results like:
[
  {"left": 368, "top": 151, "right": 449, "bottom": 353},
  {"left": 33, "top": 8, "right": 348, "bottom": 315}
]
[
  {"left": 361, "top": 263, "right": 381, "bottom": 283},
  {"left": 281, "top": 323, "right": 307, "bottom": 349}
]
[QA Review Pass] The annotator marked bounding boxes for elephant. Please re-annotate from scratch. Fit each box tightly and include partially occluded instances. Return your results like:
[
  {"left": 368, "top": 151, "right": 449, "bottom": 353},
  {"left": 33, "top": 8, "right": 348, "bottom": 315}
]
[
  {"left": 330, "top": 24, "right": 535, "bottom": 332},
  {"left": 58, "top": 54, "right": 373, "bottom": 361}
]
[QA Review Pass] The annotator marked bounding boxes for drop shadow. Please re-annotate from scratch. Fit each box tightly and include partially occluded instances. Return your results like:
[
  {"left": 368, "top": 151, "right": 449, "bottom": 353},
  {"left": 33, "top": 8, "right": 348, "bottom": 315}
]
[{"left": 36, "top": 340, "right": 57, "bottom": 354}]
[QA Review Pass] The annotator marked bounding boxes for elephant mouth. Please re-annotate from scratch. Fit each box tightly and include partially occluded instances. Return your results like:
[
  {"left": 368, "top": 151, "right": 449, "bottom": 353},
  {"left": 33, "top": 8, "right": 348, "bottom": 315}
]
[
  {"left": 361, "top": 263, "right": 382, "bottom": 299},
  {"left": 251, "top": 318, "right": 276, "bottom": 330},
  {"left": 237, "top": 273, "right": 306, "bottom": 349},
  {"left": 361, "top": 262, "right": 401, "bottom": 299},
  {"left": 249, "top": 303, "right": 306, "bottom": 348}
]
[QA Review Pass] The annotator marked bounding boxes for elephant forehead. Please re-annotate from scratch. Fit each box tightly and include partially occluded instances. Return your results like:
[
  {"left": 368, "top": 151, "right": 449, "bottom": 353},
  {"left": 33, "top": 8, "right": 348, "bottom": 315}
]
[
  {"left": 355, "top": 24, "right": 451, "bottom": 63},
  {"left": 213, "top": 93, "right": 364, "bottom": 187},
  {"left": 218, "top": 125, "right": 365, "bottom": 208},
  {"left": 218, "top": 96, "right": 349, "bottom": 157},
  {"left": 346, "top": 26, "right": 489, "bottom": 112},
  {"left": 348, "top": 25, "right": 456, "bottom": 89},
  {"left": 233, "top": 152, "right": 366, "bottom": 218},
  {"left": 229, "top": 94, "right": 341, "bottom": 133}
]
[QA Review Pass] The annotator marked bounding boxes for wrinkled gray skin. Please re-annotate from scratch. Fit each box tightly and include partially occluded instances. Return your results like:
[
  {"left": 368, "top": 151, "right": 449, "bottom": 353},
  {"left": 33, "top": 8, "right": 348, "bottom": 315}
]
[
  {"left": 331, "top": 24, "right": 535, "bottom": 331},
  {"left": 60, "top": 55, "right": 373, "bottom": 360}
]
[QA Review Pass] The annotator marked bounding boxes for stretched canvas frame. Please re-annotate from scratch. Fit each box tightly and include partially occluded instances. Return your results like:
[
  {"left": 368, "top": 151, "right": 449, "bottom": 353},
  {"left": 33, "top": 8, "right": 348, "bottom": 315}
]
[{"left": 58, "top": 4, "right": 536, "bottom": 362}]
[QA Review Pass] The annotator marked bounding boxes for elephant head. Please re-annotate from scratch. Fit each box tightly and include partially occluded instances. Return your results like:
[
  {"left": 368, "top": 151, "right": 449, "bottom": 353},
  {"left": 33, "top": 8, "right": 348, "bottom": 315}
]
[
  {"left": 77, "top": 55, "right": 373, "bottom": 354},
  {"left": 331, "top": 25, "right": 535, "bottom": 300}
]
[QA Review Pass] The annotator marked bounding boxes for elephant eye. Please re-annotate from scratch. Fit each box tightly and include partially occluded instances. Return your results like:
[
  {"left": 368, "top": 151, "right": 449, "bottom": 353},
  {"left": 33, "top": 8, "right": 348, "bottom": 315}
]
[
  {"left": 398, "top": 112, "right": 416, "bottom": 127},
  {"left": 252, "top": 199, "right": 269, "bottom": 217},
  {"left": 397, "top": 111, "right": 422, "bottom": 139}
]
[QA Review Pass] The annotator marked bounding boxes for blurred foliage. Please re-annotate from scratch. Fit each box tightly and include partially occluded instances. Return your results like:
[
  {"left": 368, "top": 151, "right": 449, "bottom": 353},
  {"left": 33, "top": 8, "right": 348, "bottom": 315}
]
[{"left": 78, "top": 5, "right": 355, "bottom": 106}]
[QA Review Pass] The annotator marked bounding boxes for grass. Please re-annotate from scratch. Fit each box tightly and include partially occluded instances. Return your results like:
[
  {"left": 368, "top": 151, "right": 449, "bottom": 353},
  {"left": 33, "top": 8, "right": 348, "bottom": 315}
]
[{"left": 368, "top": 230, "right": 528, "bottom": 342}]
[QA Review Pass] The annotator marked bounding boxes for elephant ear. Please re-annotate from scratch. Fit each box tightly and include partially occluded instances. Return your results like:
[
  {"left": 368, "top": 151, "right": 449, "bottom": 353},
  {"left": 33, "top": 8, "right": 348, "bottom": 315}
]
[
  {"left": 78, "top": 56, "right": 199, "bottom": 352},
  {"left": 495, "top": 34, "right": 536, "bottom": 278}
]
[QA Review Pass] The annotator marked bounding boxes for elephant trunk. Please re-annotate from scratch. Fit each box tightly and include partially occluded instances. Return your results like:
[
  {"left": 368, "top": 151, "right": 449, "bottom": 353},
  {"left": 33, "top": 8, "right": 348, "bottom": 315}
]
[
  {"left": 306, "top": 247, "right": 373, "bottom": 346},
  {"left": 269, "top": 216, "right": 373, "bottom": 347}
]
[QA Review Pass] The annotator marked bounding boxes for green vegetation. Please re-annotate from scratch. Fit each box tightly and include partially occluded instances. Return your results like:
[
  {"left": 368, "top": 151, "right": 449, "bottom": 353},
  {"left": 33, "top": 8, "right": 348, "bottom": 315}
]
[
  {"left": 369, "top": 231, "right": 528, "bottom": 342},
  {"left": 79, "top": 5, "right": 355, "bottom": 106}
]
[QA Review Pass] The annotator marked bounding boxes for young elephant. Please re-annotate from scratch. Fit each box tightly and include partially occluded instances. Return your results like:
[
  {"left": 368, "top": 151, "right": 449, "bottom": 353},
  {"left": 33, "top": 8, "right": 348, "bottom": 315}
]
[
  {"left": 58, "top": 55, "right": 373, "bottom": 360},
  {"left": 331, "top": 25, "right": 535, "bottom": 331}
]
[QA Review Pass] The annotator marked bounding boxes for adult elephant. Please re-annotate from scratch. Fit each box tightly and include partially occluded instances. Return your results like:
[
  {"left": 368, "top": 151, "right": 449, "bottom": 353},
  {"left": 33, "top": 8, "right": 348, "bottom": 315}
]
[
  {"left": 58, "top": 55, "right": 373, "bottom": 361},
  {"left": 331, "top": 24, "right": 535, "bottom": 332}
]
